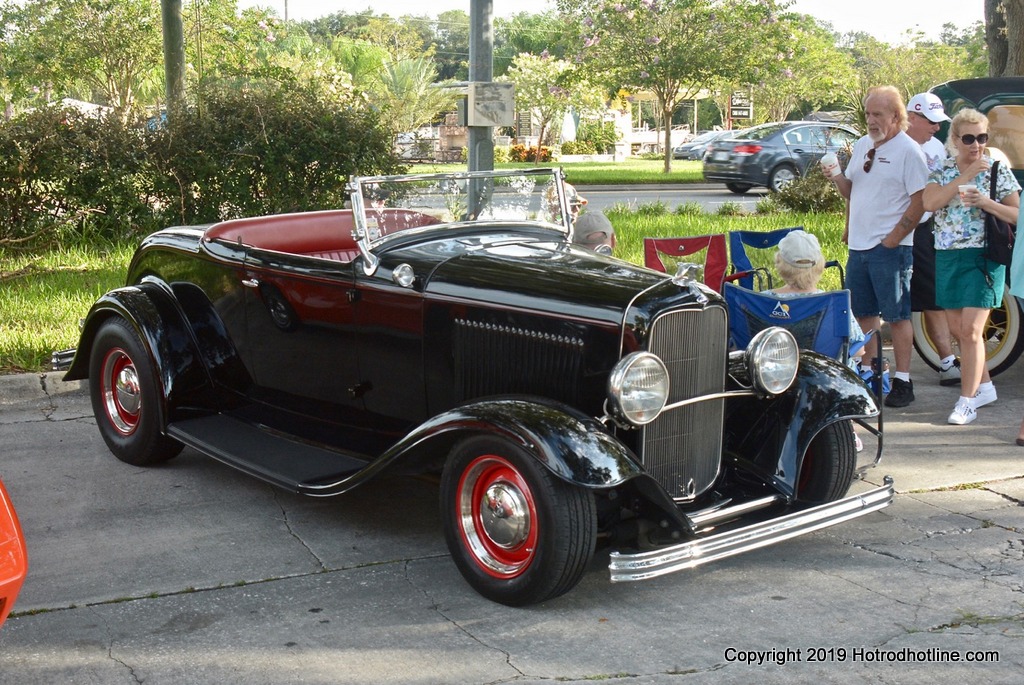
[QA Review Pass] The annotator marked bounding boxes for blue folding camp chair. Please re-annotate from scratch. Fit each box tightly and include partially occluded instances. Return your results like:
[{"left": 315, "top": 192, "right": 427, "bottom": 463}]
[
  {"left": 727, "top": 227, "right": 802, "bottom": 290},
  {"left": 727, "top": 226, "right": 846, "bottom": 291},
  {"left": 723, "top": 282, "right": 883, "bottom": 470},
  {"left": 723, "top": 283, "right": 852, "bottom": 360}
]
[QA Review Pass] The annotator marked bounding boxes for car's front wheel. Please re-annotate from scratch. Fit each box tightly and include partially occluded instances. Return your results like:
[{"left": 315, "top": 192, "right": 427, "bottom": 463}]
[
  {"left": 440, "top": 435, "right": 596, "bottom": 606},
  {"left": 725, "top": 182, "right": 752, "bottom": 195},
  {"left": 89, "top": 317, "right": 183, "bottom": 466},
  {"left": 796, "top": 421, "right": 856, "bottom": 504}
]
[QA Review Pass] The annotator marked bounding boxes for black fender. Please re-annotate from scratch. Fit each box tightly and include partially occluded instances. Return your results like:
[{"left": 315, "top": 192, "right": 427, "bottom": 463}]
[
  {"left": 62, "top": 279, "right": 220, "bottom": 417},
  {"left": 304, "top": 396, "right": 689, "bottom": 527},
  {"left": 726, "top": 351, "right": 878, "bottom": 498},
  {"left": 351, "top": 396, "right": 646, "bottom": 489}
]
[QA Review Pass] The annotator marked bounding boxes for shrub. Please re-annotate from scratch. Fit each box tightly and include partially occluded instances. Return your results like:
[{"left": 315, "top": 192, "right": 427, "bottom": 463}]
[
  {"left": 0, "top": 78, "right": 403, "bottom": 248},
  {"left": 674, "top": 202, "right": 704, "bottom": 216},
  {"left": 560, "top": 140, "right": 597, "bottom": 155},
  {"left": 773, "top": 167, "right": 844, "bottom": 213},
  {"left": 509, "top": 144, "right": 552, "bottom": 163},
  {"left": 493, "top": 145, "right": 511, "bottom": 163},
  {"left": 576, "top": 120, "right": 619, "bottom": 154},
  {"left": 716, "top": 201, "right": 745, "bottom": 216}
]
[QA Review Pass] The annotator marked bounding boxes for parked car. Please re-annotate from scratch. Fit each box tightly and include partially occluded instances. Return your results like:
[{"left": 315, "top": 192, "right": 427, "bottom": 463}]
[
  {"left": 0, "top": 478, "right": 28, "bottom": 629},
  {"left": 703, "top": 121, "right": 859, "bottom": 193},
  {"left": 673, "top": 129, "right": 732, "bottom": 160},
  {"left": 56, "top": 168, "right": 892, "bottom": 606}
]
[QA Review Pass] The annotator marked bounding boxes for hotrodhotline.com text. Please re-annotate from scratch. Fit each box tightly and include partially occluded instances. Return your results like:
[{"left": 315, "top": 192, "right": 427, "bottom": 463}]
[{"left": 723, "top": 647, "right": 1001, "bottom": 666}]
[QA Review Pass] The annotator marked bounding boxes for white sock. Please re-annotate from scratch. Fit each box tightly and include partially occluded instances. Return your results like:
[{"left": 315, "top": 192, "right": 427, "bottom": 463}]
[
  {"left": 959, "top": 395, "right": 976, "bottom": 408},
  {"left": 894, "top": 371, "right": 910, "bottom": 383}
]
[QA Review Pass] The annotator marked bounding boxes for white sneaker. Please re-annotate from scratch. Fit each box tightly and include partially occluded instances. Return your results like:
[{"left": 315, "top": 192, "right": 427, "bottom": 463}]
[
  {"left": 948, "top": 400, "right": 977, "bottom": 425},
  {"left": 974, "top": 385, "right": 997, "bottom": 408},
  {"left": 939, "top": 360, "right": 961, "bottom": 386}
]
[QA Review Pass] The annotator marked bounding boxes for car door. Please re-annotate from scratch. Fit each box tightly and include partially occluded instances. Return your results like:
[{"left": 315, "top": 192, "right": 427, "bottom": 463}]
[
  {"left": 783, "top": 125, "right": 826, "bottom": 174},
  {"left": 241, "top": 249, "right": 365, "bottom": 421}
]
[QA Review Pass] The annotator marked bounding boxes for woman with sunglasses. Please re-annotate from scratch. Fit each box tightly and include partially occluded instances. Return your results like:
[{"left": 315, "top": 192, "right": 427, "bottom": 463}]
[{"left": 922, "top": 108, "right": 1021, "bottom": 426}]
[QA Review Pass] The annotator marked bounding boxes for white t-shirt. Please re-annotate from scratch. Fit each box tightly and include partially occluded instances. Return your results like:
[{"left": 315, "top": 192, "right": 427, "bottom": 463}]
[
  {"left": 919, "top": 136, "right": 947, "bottom": 222},
  {"left": 844, "top": 131, "right": 929, "bottom": 250}
]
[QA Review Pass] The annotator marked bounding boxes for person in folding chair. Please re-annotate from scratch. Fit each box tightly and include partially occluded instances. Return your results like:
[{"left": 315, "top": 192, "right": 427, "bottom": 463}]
[
  {"left": 767, "top": 230, "right": 871, "bottom": 450},
  {"left": 766, "top": 231, "right": 866, "bottom": 360}
]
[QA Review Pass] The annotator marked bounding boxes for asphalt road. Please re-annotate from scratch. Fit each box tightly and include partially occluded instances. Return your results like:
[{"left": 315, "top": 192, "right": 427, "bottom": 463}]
[
  {"left": 579, "top": 183, "right": 767, "bottom": 214},
  {"left": 1, "top": 353, "right": 1022, "bottom": 684}
]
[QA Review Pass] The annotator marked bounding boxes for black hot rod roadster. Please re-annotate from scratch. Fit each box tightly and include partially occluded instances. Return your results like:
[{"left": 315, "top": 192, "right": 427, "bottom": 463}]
[{"left": 57, "top": 168, "right": 892, "bottom": 605}]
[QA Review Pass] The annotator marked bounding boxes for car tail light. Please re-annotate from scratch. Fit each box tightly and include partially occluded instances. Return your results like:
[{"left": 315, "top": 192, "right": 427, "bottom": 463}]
[{"left": 733, "top": 144, "right": 763, "bottom": 156}]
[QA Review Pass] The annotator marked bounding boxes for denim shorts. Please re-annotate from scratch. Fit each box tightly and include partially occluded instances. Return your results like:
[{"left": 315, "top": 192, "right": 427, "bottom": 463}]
[{"left": 846, "top": 244, "right": 913, "bottom": 322}]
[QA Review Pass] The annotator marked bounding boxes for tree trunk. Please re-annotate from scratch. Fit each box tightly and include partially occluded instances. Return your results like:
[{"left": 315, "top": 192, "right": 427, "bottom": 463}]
[
  {"left": 987, "top": 0, "right": 1024, "bottom": 76},
  {"left": 662, "top": 106, "right": 672, "bottom": 174}
]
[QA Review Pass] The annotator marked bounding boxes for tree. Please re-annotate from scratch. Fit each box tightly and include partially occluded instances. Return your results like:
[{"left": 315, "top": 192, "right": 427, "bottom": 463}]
[
  {"left": 839, "top": 33, "right": 975, "bottom": 130},
  {"left": 367, "top": 55, "right": 458, "bottom": 135},
  {"left": 565, "top": 0, "right": 792, "bottom": 172},
  {"left": 749, "top": 14, "right": 856, "bottom": 123},
  {"left": 503, "top": 52, "right": 606, "bottom": 162},
  {"left": 986, "top": 0, "right": 1024, "bottom": 76},
  {"left": 434, "top": 10, "right": 471, "bottom": 80}
]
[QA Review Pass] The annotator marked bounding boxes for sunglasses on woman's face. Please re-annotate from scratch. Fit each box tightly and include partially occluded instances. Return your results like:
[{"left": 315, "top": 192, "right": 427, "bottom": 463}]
[
  {"left": 863, "top": 148, "right": 876, "bottom": 173},
  {"left": 960, "top": 133, "right": 989, "bottom": 145}
]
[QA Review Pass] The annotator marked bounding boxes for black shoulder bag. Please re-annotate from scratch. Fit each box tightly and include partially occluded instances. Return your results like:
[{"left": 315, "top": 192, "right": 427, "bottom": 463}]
[{"left": 984, "top": 160, "right": 1015, "bottom": 265}]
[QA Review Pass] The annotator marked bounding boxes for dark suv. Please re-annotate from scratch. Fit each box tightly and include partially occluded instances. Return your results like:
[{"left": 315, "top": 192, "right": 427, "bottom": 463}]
[{"left": 703, "top": 121, "right": 858, "bottom": 194}]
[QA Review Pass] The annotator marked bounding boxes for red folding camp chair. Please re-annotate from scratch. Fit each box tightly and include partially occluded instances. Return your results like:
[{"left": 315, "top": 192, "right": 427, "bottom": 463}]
[{"left": 643, "top": 234, "right": 729, "bottom": 292}]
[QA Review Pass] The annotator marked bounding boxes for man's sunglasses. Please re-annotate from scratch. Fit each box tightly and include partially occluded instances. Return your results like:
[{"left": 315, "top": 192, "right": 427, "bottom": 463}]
[
  {"left": 960, "top": 133, "right": 989, "bottom": 145},
  {"left": 863, "top": 148, "right": 876, "bottom": 173}
]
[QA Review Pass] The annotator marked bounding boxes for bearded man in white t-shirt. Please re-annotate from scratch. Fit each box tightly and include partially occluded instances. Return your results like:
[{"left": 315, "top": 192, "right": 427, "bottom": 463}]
[{"left": 827, "top": 86, "right": 930, "bottom": 408}]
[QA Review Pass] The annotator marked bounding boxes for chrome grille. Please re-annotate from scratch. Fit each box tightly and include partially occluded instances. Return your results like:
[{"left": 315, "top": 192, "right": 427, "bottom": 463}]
[{"left": 641, "top": 306, "right": 728, "bottom": 499}]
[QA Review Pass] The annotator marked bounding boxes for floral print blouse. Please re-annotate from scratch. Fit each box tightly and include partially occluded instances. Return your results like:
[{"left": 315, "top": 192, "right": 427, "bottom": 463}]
[{"left": 929, "top": 155, "right": 1021, "bottom": 250}]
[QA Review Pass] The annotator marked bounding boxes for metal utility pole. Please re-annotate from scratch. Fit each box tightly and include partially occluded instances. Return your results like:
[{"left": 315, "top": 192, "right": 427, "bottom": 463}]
[
  {"left": 467, "top": 0, "right": 494, "bottom": 172},
  {"left": 161, "top": 0, "right": 186, "bottom": 117}
]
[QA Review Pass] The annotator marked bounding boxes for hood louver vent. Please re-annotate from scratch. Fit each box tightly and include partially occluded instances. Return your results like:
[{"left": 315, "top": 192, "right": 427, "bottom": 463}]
[{"left": 454, "top": 319, "right": 584, "bottom": 404}]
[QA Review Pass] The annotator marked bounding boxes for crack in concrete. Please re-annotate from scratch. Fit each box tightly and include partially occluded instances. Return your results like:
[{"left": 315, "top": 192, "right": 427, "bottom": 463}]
[
  {"left": 86, "top": 604, "right": 144, "bottom": 685},
  {"left": 400, "top": 559, "right": 528, "bottom": 682},
  {"left": 272, "top": 488, "right": 328, "bottom": 571}
]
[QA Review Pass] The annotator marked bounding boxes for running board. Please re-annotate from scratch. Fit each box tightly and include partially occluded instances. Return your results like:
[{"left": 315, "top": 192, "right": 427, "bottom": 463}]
[
  {"left": 609, "top": 477, "right": 894, "bottom": 582},
  {"left": 167, "top": 414, "right": 366, "bottom": 494}
]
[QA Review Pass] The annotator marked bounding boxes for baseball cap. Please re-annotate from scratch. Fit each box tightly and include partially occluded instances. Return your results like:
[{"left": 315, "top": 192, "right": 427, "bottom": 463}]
[
  {"left": 907, "top": 93, "right": 950, "bottom": 123},
  {"left": 778, "top": 230, "right": 822, "bottom": 268},
  {"left": 572, "top": 211, "right": 615, "bottom": 253}
]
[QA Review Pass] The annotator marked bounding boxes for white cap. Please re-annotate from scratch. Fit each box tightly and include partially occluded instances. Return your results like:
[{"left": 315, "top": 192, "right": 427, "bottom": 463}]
[
  {"left": 907, "top": 93, "right": 950, "bottom": 123},
  {"left": 778, "top": 230, "right": 822, "bottom": 268}
]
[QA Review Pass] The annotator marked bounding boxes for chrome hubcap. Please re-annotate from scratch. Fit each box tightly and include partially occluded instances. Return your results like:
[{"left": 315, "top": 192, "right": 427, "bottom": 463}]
[{"left": 102, "top": 350, "right": 141, "bottom": 435}]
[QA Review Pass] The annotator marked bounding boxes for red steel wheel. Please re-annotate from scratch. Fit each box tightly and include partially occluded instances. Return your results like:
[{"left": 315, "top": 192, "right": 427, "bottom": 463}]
[{"left": 441, "top": 435, "right": 596, "bottom": 606}]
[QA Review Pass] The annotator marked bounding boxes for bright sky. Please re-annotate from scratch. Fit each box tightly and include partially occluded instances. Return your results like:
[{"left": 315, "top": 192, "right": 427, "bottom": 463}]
[{"left": 244, "top": 0, "right": 985, "bottom": 44}]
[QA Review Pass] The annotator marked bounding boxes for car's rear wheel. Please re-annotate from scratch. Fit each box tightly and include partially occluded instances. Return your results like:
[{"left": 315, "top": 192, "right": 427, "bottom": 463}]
[
  {"left": 911, "top": 290, "right": 1024, "bottom": 377},
  {"left": 768, "top": 164, "right": 799, "bottom": 192},
  {"left": 725, "top": 182, "right": 752, "bottom": 195},
  {"left": 440, "top": 435, "right": 596, "bottom": 606},
  {"left": 89, "top": 317, "right": 183, "bottom": 466},
  {"left": 796, "top": 422, "right": 856, "bottom": 504}
]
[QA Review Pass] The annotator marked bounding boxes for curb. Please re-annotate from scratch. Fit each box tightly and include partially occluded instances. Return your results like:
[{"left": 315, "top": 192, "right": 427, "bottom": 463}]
[{"left": 0, "top": 372, "right": 86, "bottom": 406}]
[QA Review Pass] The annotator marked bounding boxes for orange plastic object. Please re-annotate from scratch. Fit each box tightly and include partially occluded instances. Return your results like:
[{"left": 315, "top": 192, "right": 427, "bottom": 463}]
[{"left": 0, "top": 478, "right": 28, "bottom": 628}]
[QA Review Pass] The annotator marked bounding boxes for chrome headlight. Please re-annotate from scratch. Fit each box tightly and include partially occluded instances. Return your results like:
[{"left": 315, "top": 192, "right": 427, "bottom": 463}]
[
  {"left": 607, "top": 352, "right": 670, "bottom": 425},
  {"left": 747, "top": 327, "right": 799, "bottom": 395}
]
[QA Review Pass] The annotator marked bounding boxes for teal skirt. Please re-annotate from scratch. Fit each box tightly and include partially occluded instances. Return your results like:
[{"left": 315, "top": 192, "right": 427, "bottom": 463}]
[{"left": 935, "top": 248, "right": 1005, "bottom": 309}]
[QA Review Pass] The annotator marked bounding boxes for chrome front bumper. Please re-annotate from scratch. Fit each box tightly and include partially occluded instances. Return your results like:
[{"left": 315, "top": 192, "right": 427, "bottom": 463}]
[{"left": 609, "top": 477, "right": 894, "bottom": 582}]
